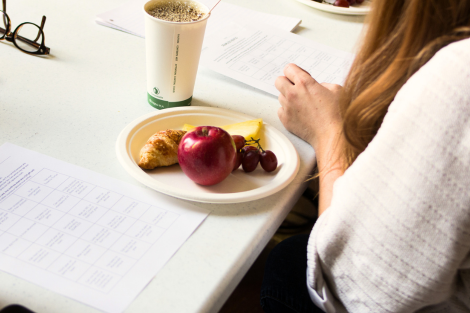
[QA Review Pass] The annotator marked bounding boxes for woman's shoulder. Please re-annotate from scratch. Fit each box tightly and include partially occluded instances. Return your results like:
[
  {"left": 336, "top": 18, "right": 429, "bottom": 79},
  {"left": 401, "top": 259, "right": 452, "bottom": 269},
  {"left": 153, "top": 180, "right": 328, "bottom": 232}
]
[
  {"left": 417, "top": 37, "right": 470, "bottom": 82},
  {"left": 390, "top": 37, "right": 470, "bottom": 117},
  {"left": 379, "top": 37, "right": 470, "bottom": 163},
  {"left": 420, "top": 37, "right": 470, "bottom": 79},
  {"left": 436, "top": 37, "right": 470, "bottom": 58}
]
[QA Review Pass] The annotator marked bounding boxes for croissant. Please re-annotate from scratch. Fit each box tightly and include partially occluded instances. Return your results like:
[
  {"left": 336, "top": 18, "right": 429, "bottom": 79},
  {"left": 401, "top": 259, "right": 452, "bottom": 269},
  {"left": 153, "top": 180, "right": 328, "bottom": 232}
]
[{"left": 138, "top": 129, "right": 187, "bottom": 169}]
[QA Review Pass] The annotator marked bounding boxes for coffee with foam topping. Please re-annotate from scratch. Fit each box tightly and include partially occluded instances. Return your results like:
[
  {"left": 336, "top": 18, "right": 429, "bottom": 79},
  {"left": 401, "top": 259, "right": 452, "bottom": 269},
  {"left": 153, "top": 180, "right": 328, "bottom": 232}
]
[{"left": 147, "top": 0, "right": 206, "bottom": 22}]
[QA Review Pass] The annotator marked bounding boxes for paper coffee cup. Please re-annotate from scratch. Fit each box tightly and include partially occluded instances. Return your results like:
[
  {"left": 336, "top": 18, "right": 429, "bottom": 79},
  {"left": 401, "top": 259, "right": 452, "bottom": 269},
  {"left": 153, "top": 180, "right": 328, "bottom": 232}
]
[{"left": 144, "top": 0, "right": 210, "bottom": 109}]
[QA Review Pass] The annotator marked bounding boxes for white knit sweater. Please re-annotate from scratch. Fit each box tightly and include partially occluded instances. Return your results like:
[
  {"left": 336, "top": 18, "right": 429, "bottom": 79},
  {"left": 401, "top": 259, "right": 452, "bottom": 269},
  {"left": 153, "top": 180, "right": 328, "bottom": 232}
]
[{"left": 306, "top": 38, "right": 470, "bottom": 313}]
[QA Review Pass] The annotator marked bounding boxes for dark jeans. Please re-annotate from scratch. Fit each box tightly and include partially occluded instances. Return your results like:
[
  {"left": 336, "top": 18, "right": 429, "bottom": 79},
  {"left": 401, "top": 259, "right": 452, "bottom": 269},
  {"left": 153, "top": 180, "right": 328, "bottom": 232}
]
[{"left": 261, "top": 234, "right": 325, "bottom": 313}]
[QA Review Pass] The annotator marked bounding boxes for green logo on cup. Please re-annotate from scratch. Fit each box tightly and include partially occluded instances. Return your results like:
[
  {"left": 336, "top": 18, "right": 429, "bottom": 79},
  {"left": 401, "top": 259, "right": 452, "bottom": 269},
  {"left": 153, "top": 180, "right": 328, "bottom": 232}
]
[{"left": 153, "top": 87, "right": 160, "bottom": 95}]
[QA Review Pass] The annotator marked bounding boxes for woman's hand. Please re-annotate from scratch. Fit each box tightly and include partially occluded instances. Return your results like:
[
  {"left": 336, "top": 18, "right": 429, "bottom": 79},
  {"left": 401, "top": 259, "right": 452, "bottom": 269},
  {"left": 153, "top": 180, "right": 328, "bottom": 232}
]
[
  {"left": 275, "top": 63, "right": 343, "bottom": 152},
  {"left": 275, "top": 63, "right": 346, "bottom": 215}
]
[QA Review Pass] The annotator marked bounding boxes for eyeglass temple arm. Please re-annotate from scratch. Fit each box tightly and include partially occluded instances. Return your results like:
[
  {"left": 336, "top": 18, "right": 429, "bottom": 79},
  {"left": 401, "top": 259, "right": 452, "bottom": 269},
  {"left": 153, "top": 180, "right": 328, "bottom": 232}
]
[
  {"left": 2, "top": 0, "right": 5, "bottom": 12},
  {"left": 33, "top": 15, "right": 46, "bottom": 42}
]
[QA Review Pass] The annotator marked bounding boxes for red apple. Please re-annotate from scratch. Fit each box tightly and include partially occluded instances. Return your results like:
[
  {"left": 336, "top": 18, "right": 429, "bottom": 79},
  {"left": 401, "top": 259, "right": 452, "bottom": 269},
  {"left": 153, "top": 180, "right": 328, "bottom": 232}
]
[{"left": 178, "top": 126, "right": 236, "bottom": 186}]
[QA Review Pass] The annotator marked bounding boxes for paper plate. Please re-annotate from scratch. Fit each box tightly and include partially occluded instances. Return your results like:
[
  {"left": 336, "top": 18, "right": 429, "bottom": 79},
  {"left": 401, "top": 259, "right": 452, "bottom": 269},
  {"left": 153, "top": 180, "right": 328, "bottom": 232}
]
[
  {"left": 116, "top": 106, "right": 300, "bottom": 203},
  {"left": 294, "top": 0, "right": 371, "bottom": 15}
]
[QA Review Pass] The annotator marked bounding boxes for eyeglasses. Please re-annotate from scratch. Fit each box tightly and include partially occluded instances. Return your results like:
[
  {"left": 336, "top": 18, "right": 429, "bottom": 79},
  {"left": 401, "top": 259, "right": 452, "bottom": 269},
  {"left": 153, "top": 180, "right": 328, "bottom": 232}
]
[{"left": 0, "top": 0, "right": 50, "bottom": 55}]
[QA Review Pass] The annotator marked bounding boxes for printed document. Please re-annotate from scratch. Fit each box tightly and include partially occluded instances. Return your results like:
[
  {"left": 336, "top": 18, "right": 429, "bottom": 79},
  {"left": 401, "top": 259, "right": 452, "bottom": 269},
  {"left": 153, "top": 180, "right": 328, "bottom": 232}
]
[
  {"left": 0, "top": 143, "right": 209, "bottom": 313},
  {"left": 200, "top": 22, "right": 354, "bottom": 96},
  {"left": 95, "top": 0, "right": 301, "bottom": 38}
]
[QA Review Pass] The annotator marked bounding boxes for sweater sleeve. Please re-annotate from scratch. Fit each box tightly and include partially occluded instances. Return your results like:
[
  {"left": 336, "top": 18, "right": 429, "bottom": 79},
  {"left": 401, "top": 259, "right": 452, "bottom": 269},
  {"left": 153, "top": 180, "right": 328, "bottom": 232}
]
[{"left": 306, "top": 38, "right": 470, "bottom": 313}]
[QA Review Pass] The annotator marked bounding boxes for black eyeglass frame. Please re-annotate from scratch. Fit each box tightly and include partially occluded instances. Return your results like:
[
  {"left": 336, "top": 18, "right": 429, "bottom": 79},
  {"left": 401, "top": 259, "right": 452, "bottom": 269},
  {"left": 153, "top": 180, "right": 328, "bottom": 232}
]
[{"left": 0, "top": 0, "right": 50, "bottom": 55}]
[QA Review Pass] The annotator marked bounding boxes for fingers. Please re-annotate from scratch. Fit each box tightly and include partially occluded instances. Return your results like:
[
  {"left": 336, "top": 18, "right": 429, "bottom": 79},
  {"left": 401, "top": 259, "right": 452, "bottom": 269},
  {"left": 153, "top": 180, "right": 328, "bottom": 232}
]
[
  {"left": 283, "top": 63, "right": 317, "bottom": 86},
  {"left": 276, "top": 63, "right": 318, "bottom": 97},
  {"left": 276, "top": 64, "right": 320, "bottom": 96},
  {"left": 275, "top": 75, "right": 294, "bottom": 96}
]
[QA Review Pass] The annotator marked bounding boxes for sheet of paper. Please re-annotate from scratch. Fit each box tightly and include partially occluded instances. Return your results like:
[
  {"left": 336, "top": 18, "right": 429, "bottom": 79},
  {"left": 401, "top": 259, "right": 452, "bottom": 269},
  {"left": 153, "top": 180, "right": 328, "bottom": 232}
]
[
  {"left": 95, "top": 0, "right": 301, "bottom": 39},
  {"left": 0, "top": 143, "right": 209, "bottom": 313},
  {"left": 200, "top": 22, "right": 355, "bottom": 96}
]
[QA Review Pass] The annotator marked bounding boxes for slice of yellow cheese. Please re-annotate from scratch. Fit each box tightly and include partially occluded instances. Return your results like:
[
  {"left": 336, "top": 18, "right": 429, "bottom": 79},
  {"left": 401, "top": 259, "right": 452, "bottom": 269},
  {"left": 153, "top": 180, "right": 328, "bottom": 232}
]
[
  {"left": 182, "top": 124, "right": 196, "bottom": 132},
  {"left": 222, "top": 118, "right": 263, "bottom": 141},
  {"left": 182, "top": 118, "right": 263, "bottom": 140}
]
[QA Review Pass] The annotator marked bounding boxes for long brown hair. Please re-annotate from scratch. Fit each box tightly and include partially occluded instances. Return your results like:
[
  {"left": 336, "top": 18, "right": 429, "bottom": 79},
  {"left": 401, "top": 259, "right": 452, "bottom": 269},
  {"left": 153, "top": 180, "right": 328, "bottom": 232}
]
[{"left": 340, "top": 0, "right": 470, "bottom": 168}]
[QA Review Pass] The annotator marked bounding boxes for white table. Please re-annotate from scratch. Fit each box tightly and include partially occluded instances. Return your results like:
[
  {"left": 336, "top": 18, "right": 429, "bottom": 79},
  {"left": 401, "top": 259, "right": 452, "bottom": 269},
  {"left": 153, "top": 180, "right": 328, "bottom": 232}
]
[{"left": 0, "top": 0, "right": 364, "bottom": 312}]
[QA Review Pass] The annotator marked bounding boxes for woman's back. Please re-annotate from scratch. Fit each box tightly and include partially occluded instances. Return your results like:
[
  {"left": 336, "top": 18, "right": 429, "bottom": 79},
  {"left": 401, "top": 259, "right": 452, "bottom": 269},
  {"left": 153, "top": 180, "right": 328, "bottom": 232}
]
[{"left": 307, "top": 37, "right": 470, "bottom": 313}]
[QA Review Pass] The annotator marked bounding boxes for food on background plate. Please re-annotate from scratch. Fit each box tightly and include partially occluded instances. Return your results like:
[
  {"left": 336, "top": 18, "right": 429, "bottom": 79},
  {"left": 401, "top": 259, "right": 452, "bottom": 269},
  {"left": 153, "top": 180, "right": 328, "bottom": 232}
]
[
  {"left": 182, "top": 118, "right": 263, "bottom": 141},
  {"left": 178, "top": 126, "right": 236, "bottom": 186},
  {"left": 138, "top": 129, "right": 187, "bottom": 169},
  {"left": 314, "top": 0, "right": 366, "bottom": 8}
]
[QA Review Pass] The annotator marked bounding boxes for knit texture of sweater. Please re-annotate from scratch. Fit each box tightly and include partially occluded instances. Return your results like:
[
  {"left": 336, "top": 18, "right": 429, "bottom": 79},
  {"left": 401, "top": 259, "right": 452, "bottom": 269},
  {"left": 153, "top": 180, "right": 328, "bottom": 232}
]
[{"left": 307, "top": 38, "right": 470, "bottom": 313}]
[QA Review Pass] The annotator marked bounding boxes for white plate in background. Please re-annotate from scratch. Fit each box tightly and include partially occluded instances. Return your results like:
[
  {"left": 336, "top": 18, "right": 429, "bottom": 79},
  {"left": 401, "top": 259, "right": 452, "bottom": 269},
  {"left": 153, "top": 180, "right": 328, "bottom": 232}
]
[
  {"left": 116, "top": 106, "right": 300, "bottom": 203},
  {"left": 294, "top": 0, "right": 371, "bottom": 15}
]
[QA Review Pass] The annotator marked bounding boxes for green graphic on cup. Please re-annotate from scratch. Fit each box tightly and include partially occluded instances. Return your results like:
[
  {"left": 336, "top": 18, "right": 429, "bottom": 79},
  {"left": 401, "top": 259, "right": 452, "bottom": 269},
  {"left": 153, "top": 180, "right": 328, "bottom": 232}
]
[{"left": 144, "top": 0, "right": 210, "bottom": 110}]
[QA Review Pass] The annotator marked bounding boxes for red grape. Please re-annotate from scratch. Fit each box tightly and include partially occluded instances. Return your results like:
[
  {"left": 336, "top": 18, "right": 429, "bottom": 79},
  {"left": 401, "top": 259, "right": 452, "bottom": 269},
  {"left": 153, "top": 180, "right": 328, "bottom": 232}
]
[
  {"left": 347, "top": 0, "right": 356, "bottom": 5},
  {"left": 259, "top": 150, "right": 278, "bottom": 172},
  {"left": 356, "top": 0, "right": 364, "bottom": 3},
  {"left": 232, "top": 135, "right": 245, "bottom": 151},
  {"left": 242, "top": 145, "right": 258, "bottom": 153},
  {"left": 334, "top": 0, "right": 349, "bottom": 7},
  {"left": 242, "top": 149, "right": 260, "bottom": 172},
  {"left": 232, "top": 151, "right": 243, "bottom": 171}
]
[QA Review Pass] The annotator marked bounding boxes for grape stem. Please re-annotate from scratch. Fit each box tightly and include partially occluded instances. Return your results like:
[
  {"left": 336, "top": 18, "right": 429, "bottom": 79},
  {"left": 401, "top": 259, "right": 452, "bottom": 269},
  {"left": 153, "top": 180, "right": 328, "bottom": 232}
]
[{"left": 245, "top": 138, "right": 265, "bottom": 152}]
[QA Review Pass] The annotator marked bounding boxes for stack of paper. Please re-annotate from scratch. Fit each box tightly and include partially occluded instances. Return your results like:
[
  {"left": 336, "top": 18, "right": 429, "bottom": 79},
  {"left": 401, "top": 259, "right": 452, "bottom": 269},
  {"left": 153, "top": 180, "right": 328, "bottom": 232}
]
[
  {"left": 95, "top": 0, "right": 302, "bottom": 38},
  {"left": 96, "top": 1, "right": 354, "bottom": 96}
]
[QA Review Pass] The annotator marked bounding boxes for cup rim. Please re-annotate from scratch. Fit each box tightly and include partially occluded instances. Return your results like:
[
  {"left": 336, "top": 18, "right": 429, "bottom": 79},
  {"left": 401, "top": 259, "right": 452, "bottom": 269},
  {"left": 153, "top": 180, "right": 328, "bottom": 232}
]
[{"left": 143, "top": 0, "right": 211, "bottom": 24}]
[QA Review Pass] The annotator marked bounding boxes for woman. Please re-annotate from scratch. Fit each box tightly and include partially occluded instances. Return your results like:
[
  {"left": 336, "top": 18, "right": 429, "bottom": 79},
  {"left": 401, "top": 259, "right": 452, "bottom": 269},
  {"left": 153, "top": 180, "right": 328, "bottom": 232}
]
[{"left": 261, "top": 0, "right": 470, "bottom": 312}]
